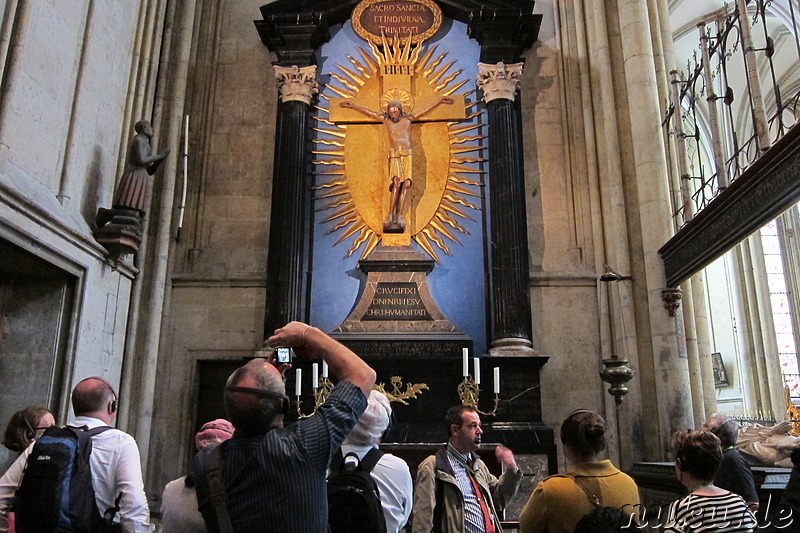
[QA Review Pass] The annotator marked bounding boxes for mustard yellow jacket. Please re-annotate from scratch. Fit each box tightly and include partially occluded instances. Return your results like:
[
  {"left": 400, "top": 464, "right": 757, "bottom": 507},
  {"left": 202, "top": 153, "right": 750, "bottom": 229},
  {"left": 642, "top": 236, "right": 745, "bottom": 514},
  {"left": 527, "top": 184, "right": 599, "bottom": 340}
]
[{"left": 518, "top": 460, "right": 640, "bottom": 533}]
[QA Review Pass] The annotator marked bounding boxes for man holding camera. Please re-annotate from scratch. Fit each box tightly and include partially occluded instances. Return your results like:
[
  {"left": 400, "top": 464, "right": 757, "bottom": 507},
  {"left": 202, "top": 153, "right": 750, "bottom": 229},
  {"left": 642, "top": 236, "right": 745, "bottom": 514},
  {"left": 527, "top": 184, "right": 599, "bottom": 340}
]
[{"left": 193, "top": 321, "right": 375, "bottom": 533}]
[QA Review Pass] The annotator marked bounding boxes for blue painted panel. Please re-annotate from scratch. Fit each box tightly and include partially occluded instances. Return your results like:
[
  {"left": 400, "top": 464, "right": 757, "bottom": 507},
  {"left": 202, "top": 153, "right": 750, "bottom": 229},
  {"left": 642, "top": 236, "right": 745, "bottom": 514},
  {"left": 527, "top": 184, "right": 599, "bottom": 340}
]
[{"left": 309, "top": 20, "right": 488, "bottom": 355}]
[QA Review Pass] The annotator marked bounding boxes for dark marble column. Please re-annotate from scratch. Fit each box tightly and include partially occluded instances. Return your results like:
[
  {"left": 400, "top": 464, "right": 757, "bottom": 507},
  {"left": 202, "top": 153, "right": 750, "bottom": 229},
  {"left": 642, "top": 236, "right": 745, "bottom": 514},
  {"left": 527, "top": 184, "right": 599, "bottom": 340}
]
[
  {"left": 264, "top": 65, "right": 318, "bottom": 335},
  {"left": 469, "top": 9, "right": 541, "bottom": 354},
  {"left": 477, "top": 62, "right": 535, "bottom": 353},
  {"left": 254, "top": 12, "right": 326, "bottom": 335}
]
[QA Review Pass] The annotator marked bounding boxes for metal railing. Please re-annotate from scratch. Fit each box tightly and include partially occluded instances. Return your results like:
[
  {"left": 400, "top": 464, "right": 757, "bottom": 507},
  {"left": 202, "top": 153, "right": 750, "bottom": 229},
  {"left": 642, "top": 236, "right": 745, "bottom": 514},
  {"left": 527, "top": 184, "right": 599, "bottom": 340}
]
[{"left": 664, "top": 0, "right": 800, "bottom": 228}]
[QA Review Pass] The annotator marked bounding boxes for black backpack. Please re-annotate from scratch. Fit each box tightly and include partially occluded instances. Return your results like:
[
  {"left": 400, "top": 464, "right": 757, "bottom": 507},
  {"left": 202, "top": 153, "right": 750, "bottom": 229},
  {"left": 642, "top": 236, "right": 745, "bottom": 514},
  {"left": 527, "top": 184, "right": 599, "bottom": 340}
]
[
  {"left": 14, "top": 425, "right": 121, "bottom": 533},
  {"left": 327, "top": 448, "right": 386, "bottom": 533}
]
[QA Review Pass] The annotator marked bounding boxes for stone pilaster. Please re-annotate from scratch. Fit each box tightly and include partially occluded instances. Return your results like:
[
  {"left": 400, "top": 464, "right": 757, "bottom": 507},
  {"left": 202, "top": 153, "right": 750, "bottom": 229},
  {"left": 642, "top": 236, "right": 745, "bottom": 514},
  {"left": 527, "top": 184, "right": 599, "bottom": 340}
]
[
  {"left": 264, "top": 65, "right": 318, "bottom": 335},
  {"left": 477, "top": 61, "right": 535, "bottom": 354}
]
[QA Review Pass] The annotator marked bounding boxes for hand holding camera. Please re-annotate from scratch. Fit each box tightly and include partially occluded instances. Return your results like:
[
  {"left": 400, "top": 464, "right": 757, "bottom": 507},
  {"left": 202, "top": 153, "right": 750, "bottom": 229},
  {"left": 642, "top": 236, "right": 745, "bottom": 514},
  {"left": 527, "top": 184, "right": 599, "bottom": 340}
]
[
  {"left": 268, "top": 321, "right": 319, "bottom": 361},
  {"left": 274, "top": 347, "right": 292, "bottom": 364}
]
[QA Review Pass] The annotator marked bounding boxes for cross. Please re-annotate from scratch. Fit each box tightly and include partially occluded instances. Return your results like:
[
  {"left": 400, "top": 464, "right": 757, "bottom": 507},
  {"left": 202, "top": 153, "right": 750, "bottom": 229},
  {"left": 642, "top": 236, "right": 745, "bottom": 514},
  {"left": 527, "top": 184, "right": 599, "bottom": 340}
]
[{"left": 327, "top": 64, "right": 466, "bottom": 243}]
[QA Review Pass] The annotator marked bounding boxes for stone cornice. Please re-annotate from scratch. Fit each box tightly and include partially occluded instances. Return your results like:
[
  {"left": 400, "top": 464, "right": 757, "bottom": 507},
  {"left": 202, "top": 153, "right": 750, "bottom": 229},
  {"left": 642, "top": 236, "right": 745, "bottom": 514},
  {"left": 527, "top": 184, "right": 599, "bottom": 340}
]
[{"left": 254, "top": 1, "right": 541, "bottom": 64}]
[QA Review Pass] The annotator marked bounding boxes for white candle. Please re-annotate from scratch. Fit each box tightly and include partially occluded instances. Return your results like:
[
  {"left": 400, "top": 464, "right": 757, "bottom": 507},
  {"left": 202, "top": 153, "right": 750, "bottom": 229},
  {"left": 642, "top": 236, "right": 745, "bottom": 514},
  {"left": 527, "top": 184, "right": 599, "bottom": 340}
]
[
  {"left": 312, "top": 363, "right": 319, "bottom": 388},
  {"left": 295, "top": 369, "right": 302, "bottom": 396},
  {"left": 184, "top": 114, "right": 189, "bottom": 154},
  {"left": 493, "top": 367, "right": 500, "bottom": 394},
  {"left": 473, "top": 357, "right": 481, "bottom": 385},
  {"left": 322, "top": 361, "right": 329, "bottom": 378},
  {"left": 462, "top": 348, "right": 469, "bottom": 376}
]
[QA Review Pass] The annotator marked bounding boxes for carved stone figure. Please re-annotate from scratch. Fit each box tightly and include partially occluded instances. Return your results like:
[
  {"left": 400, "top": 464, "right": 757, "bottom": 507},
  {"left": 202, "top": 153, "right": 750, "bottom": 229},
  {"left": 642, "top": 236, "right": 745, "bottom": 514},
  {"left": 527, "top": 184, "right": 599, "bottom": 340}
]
[
  {"left": 94, "top": 119, "right": 171, "bottom": 264},
  {"left": 113, "top": 120, "right": 171, "bottom": 214},
  {"left": 736, "top": 421, "right": 800, "bottom": 467}
]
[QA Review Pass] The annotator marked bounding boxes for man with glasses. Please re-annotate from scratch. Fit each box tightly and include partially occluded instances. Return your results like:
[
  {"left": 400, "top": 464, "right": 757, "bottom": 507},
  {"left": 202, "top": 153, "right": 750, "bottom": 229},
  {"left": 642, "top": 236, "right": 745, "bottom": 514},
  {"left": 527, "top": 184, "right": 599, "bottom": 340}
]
[{"left": 413, "top": 405, "right": 522, "bottom": 533}]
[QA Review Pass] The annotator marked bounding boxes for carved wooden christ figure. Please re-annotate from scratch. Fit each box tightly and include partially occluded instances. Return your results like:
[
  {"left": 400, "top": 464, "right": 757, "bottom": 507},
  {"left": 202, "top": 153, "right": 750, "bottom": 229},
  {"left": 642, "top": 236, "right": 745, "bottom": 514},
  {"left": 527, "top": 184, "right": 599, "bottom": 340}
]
[{"left": 340, "top": 96, "right": 452, "bottom": 233}]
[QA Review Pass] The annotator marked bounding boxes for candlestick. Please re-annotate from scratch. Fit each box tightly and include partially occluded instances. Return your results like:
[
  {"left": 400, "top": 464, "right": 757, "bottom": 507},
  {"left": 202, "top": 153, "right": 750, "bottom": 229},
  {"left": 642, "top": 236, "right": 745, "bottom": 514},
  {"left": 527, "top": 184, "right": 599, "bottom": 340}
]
[
  {"left": 295, "top": 369, "right": 302, "bottom": 396},
  {"left": 493, "top": 367, "right": 500, "bottom": 393},
  {"left": 322, "top": 361, "right": 329, "bottom": 378},
  {"left": 473, "top": 357, "right": 480, "bottom": 385},
  {"left": 312, "top": 363, "right": 319, "bottom": 389}
]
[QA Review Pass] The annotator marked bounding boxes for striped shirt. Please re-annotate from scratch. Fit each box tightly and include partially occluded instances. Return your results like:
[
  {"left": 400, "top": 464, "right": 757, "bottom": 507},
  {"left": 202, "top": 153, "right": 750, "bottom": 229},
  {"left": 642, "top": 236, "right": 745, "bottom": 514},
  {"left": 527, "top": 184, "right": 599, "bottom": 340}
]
[
  {"left": 665, "top": 491, "right": 757, "bottom": 532},
  {"left": 446, "top": 444, "right": 488, "bottom": 533},
  {"left": 194, "top": 381, "right": 367, "bottom": 533}
]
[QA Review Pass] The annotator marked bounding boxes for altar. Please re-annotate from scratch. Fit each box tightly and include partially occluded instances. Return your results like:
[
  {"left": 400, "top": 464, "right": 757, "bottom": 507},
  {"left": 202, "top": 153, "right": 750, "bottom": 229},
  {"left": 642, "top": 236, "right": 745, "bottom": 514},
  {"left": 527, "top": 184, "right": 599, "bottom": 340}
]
[{"left": 251, "top": 0, "right": 553, "bottom": 520}]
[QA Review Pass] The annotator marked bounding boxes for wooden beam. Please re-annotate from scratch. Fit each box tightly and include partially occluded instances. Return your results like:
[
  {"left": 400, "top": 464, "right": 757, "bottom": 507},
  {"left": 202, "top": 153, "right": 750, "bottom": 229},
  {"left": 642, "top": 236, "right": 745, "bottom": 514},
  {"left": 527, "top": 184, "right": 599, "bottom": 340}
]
[{"left": 660, "top": 124, "right": 800, "bottom": 287}]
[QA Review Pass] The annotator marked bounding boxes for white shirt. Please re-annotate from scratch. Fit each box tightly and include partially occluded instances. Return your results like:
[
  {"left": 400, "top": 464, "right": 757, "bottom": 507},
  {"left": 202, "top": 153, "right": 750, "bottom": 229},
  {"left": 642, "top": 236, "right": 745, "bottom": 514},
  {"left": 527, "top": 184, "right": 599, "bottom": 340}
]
[
  {"left": 0, "top": 416, "right": 152, "bottom": 533},
  {"left": 340, "top": 443, "right": 413, "bottom": 533},
  {"left": 159, "top": 476, "right": 206, "bottom": 533},
  {"left": 446, "top": 444, "right": 485, "bottom": 533}
]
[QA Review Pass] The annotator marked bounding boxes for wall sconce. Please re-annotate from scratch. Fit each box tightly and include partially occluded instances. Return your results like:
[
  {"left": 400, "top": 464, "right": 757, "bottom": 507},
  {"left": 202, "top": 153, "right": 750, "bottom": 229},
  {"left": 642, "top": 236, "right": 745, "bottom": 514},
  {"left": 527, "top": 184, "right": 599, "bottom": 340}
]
[
  {"left": 599, "top": 264, "right": 635, "bottom": 405},
  {"left": 294, "top": 363, "right": 428, "bottom": 418},
  {"left": 295, "top": 363, "right": 334, "bottom": 418},
  {"left": 458, "top": 349, "right": 501, "bottom": 416}
]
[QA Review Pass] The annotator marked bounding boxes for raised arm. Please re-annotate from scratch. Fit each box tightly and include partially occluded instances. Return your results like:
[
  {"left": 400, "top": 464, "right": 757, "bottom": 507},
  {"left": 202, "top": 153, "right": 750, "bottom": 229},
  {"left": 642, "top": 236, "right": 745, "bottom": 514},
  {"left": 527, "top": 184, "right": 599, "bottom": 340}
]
[
  {"left": 340, "top": 100, "right": 383, "bottom": 121},
  {"left": 268, "top": 321, "right": 375, "bottom": 396},
  {"left": 411, "top": 96, "right": 454, "bottom": 120}
]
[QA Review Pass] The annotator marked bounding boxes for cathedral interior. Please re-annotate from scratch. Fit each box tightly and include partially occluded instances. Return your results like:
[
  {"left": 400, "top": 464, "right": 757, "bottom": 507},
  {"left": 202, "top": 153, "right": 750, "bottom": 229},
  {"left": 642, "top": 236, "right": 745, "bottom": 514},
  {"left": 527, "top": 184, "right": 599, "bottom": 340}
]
[{"left": 1, "top": 0, "right": 800, "bottom": 523}]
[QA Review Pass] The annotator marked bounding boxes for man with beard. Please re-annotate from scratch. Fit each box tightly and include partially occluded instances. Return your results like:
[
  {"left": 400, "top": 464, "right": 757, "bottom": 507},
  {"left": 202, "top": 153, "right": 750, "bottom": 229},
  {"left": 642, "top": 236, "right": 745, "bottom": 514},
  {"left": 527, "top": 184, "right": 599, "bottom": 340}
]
[{"left": 412, "top": 405, "right": 522, "bottom": 533}]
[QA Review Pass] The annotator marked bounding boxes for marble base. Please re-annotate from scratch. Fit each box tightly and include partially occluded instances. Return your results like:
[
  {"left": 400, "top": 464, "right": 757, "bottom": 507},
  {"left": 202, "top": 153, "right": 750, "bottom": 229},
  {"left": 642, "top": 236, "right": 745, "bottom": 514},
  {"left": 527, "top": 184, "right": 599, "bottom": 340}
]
[{"left": 335, "top": 245, "right": 463, "bottom": 334}]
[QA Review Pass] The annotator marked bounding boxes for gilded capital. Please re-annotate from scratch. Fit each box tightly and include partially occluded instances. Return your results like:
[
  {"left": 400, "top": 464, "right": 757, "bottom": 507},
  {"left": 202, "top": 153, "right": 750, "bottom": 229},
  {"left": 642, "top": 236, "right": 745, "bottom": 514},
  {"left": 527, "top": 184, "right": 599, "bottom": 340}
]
[
  {"left": 274, "top": 65, "right": 319, "bottom": 104},
  {"left": 476, "top": 62, "right": 523, "bottom": 102}
]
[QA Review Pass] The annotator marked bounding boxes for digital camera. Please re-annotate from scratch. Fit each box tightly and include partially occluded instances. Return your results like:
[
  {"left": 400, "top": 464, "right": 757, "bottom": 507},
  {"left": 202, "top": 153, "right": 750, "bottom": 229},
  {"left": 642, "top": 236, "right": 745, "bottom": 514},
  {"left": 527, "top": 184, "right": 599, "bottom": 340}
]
[{"left": 274, "top": 347, "right": 291, "bottom": 363}]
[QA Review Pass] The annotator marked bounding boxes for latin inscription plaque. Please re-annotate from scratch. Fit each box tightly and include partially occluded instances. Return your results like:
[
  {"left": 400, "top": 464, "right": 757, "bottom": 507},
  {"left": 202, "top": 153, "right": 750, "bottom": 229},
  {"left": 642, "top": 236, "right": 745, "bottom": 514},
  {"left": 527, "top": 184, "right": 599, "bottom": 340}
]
[
  {"left": 352, "top": 0, "right": 442, "bottom": 44},
  {"left": 363, "top": 282, "right": 432, "bottom": 321}
]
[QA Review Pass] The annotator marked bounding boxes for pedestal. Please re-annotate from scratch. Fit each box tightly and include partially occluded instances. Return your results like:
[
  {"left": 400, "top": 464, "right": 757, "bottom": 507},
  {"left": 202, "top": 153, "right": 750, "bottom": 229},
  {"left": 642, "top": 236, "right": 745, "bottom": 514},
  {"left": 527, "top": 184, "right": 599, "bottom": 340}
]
[
  {"left": 334, "top": 245, "right": 466, "bottom": 334},
  {"left": 94, "top": 207, "right": 143, "bottom": 262}
]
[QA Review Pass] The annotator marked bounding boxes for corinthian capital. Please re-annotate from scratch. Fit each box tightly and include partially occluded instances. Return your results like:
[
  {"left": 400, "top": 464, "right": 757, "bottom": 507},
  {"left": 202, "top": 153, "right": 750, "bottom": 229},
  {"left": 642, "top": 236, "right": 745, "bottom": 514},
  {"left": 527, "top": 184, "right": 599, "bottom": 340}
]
[
  {"left": 274, "top": 65, "right": 319, "bottom": 105},
  {"left": 476, "top": 62, "right": 524, "bottom": 103}
]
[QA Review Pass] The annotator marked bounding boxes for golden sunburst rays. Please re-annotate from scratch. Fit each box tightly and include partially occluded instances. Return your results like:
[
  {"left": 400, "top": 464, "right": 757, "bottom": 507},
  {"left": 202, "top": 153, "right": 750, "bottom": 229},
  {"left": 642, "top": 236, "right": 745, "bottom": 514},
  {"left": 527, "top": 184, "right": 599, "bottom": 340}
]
[{"left": 314, "top": 37, "right": 486, "bottom": 262}]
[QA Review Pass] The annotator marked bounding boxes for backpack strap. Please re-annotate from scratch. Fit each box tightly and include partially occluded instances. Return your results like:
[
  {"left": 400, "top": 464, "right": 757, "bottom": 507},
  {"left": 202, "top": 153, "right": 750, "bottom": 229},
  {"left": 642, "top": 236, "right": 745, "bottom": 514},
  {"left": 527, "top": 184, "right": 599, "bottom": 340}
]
[
  {"left": 206, "top": 445, "right": 235, "bottom": 533},
  {"left": 103, "top": 492, "right": 124, "bottom": 524},
  {"left": 359, "top": 448, "right": 384, "bottom": 474},
  {"left": 68, "top": 425, "right": 122, "bottom": 524}
]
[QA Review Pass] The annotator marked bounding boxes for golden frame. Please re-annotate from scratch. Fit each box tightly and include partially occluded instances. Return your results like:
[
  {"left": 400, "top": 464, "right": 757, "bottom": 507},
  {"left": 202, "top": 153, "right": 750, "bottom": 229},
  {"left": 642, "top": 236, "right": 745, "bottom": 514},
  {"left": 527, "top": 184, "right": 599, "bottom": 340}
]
[{"left": 352, "top": 0, "right": 443, "bottom": 45}]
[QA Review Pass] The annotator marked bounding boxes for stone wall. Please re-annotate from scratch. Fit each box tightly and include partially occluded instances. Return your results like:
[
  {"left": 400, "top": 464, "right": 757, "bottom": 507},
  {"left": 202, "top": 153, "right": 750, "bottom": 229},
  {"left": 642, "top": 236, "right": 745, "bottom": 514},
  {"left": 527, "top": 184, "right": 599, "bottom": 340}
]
[
  {"left": 148, "top": 0, "right": 276, "bottom": 496},
  {"left": 0, "top": 1, "right": 142, "bottom": 420}
]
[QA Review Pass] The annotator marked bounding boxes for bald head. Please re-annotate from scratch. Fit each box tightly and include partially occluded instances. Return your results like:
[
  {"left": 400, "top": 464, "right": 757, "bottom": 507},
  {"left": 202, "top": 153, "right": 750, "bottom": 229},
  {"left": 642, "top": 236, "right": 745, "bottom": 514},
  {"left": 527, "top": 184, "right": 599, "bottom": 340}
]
[
  {"left": 224, "top": 359, "right": 286, "bottom": 436},
  {"left": 72, "top": 377, "right": 116, "bottom": 418},
  {"left": 705, "top": 414, "right": 739, "bottom": 448}
]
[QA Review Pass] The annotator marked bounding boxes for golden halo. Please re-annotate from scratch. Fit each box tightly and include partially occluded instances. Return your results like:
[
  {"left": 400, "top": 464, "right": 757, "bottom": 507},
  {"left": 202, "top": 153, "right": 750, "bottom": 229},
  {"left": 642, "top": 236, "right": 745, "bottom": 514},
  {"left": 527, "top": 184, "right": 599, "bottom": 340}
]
[{"left": 380, "top": 89, "right": 414, "bottom": 113}]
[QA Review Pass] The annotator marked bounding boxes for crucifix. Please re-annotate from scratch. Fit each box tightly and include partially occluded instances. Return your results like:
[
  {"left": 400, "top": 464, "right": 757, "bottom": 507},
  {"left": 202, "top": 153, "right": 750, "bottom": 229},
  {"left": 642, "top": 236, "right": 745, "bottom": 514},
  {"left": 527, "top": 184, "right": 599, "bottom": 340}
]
[{"left": 328, "top": 56, "right": 466, "bottom": 242}]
